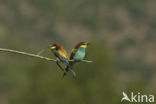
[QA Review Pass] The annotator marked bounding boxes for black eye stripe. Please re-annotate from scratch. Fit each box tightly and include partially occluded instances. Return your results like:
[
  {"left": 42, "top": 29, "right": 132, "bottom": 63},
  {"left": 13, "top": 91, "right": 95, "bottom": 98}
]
[{"left": 51, "top": 45, "right": 56, "bottom": 47}]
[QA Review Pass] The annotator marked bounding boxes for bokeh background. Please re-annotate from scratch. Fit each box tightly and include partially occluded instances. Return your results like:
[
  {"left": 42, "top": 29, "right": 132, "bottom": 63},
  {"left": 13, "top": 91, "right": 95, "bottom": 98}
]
[{"left": 0, "top": 0, "right": 156, "bottom": 104}]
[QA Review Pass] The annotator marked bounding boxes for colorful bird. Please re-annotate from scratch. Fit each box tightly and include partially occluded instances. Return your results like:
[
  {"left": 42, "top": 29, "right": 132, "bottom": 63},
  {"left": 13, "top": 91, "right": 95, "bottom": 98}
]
[
  {"left": 48, "top": 43, "right": 76, "bottom": 77},
  {"left": 64, "top": 42, "right": 90, "bottom": 76}
]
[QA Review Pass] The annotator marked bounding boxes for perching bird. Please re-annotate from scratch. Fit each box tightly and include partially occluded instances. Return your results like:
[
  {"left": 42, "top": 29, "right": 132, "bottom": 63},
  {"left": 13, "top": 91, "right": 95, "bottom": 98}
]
[
  {"left": 64, "top": 42, "right": 90, "bottom": 76},
  {"left": 48, "top": 43, "right": 76, "bottom": 77}
]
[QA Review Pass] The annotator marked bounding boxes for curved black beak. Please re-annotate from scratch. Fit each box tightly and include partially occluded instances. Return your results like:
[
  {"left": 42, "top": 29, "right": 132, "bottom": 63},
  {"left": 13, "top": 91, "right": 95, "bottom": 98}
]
[{"left": 87, "top": 42, "right": 90, "bottom": 45}]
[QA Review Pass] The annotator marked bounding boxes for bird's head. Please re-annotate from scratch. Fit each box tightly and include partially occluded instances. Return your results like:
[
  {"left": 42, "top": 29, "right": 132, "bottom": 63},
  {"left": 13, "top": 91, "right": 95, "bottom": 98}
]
[
  {"left": 79, "top": 42, "right": 90, "bottom": 49},
  {"left": 48, "top": 43, "right": 58, "bottom": 50}
]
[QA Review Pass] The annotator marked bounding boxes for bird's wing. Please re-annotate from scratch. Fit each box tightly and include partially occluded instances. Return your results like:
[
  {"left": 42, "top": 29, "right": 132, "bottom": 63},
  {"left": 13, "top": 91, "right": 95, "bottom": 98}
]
[
  {"left": 70, "top": 42, "right": 84, "bottom": 60},
  {"left": 55, "top": 50, "right": 69, "bottom": 60},
  {"left": 70, "top": 48, "right": 77, "bottom": 60},
  {"left": 57, "top": 47, "right": 69, "bottom": 60},
  {"left": 54, "top": 44, "right": 69, "bottom": 60}
]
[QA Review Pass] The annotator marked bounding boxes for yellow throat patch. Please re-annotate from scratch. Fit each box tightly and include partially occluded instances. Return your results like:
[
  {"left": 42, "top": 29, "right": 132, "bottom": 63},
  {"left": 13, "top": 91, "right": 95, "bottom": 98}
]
[
  {"left": 50, "top": 46, "right": 56, "bottom": 50},
  {"left": 81, "top": 45, "right": 87, "bottom": 48}
]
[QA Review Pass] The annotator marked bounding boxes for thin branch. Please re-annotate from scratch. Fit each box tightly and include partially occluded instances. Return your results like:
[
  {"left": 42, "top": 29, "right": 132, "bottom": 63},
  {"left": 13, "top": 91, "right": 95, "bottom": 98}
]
[
  {"left": 81, "top": 59, "right": 93, "bottom": 63},
  {"left": 0, "top": 48, "right": 55, "bottom": 61},
  {"left": 0, "top": 48, "right": 93, "bottom": 63}
]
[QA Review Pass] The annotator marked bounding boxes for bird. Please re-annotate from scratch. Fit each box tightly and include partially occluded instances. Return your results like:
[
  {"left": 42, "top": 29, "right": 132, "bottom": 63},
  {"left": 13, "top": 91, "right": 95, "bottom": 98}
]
[
  {"left": 64, "top": 42, "right": 90, "bottom": 76},
  {"left": 48, "top": 43, "right": 76, "bottom": 77}
]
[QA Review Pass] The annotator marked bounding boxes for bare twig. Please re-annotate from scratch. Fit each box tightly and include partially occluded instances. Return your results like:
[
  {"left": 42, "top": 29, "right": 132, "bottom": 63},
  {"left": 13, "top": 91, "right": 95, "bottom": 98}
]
[
  {"left": 81, "top": 60, "right": 93, "bottom": 63},
  {"left": 0, "top": 48, "right": 93, "bottom": 63},
  {"left": 0, "top": 48, "right": 56, "bottom": 61}
]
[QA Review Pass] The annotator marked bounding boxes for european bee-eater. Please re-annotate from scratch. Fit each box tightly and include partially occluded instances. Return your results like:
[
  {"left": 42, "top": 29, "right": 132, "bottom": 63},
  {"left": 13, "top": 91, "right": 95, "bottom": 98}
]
[
  {"left": 48, "top": 43, "right": 76, "bottom": 77},
  {"left": 64, "top": 42, "right": 90, "bottom": 76}
]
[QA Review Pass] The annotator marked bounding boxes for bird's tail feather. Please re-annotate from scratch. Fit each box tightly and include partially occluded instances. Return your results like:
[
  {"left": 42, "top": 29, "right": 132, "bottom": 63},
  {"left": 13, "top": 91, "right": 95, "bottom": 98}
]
[
  {"left": 65, "top": 61, "right": 76, "bottom": 72},
  {"left": 63, "top": 60, "right": 76, "bottom": 77},
  {"left": 56, "top": 62, "right": 66, "bottom": 73}
]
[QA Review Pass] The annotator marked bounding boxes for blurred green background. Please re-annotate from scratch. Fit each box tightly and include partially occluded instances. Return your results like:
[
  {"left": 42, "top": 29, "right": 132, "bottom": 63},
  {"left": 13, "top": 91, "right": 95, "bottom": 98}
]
[{"left": 0, "top": 0, "right": 156, "bottom": 104}]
